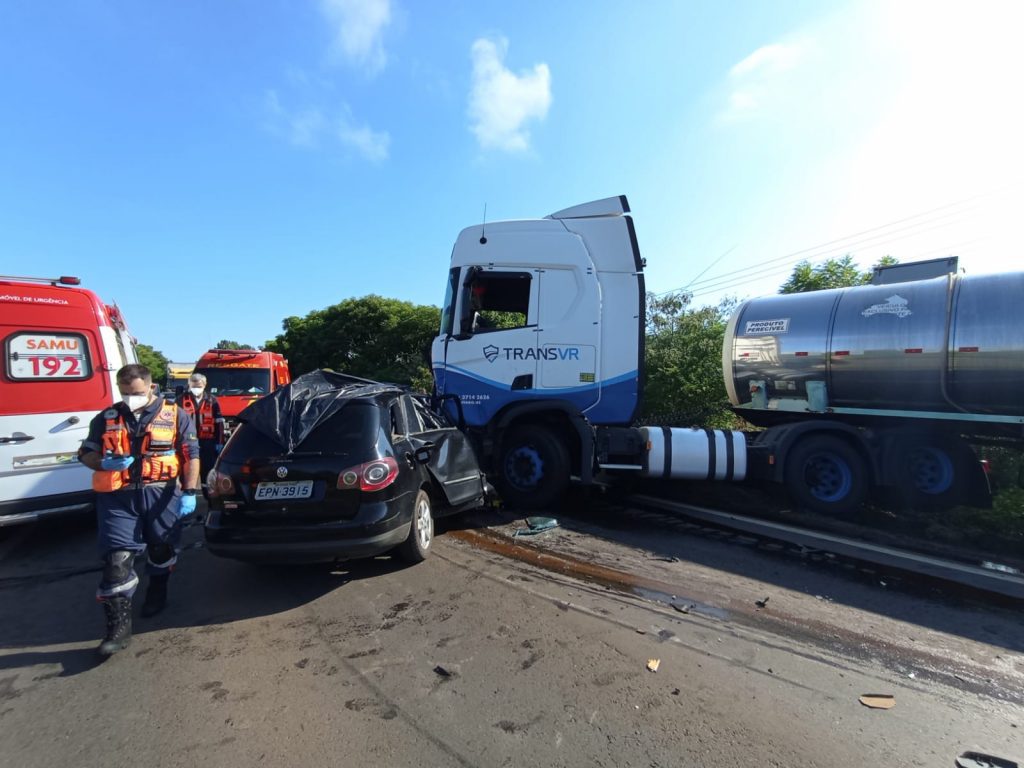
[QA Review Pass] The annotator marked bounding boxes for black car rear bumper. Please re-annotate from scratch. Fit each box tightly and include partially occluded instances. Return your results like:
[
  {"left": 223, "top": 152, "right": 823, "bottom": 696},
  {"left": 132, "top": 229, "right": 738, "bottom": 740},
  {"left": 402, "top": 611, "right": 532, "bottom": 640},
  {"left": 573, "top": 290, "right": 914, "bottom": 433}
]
[{"left": 203, "top": 500, "right": 412, "bottom": 563}]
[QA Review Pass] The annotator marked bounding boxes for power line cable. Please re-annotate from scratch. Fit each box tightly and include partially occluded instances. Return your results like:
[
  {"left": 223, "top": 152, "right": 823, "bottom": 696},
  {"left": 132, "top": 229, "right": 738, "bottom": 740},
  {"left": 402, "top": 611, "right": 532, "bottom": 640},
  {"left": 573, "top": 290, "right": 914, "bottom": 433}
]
[
  {"left": 673, "top": 205, "right": 975, "bottom": 295},
  {"left": 684, "top": 211, "right": 972, "bottom": 295},
  {"left": 687, "top": 218, "right": 981, "bottom": 300},
  {"left": 679, "top": 244, "right": 738, "bottom": 291},
  {"left": 655, "top": 190, "right": 995, "bottom": 297}
]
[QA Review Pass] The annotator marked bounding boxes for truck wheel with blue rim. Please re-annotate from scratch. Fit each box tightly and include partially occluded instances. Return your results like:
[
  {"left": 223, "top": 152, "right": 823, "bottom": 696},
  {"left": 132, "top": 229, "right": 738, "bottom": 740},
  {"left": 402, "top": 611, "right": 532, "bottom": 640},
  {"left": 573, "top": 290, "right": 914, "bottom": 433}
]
[
  {"left": 896, "top": 435, "right": 969, "bottom": 511},
  {"left": 498, "top": 425, "right": 570, "bottom": 510},
  {"left": 783, "top": 434, "right": 867, "bottom": 517}
]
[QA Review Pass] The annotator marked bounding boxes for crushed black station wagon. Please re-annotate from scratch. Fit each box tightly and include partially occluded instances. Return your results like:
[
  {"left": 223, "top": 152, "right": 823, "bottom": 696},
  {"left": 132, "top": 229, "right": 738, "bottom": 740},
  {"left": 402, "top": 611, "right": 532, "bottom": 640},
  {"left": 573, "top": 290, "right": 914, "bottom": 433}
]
[{"left": 204, "top": 370, "right": 487, "bottom": 564}]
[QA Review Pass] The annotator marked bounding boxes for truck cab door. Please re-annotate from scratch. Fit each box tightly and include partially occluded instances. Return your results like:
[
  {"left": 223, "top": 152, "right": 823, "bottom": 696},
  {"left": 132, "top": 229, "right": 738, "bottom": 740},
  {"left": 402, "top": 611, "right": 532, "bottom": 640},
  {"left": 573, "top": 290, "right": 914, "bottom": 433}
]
[
  {"left": 434, "top": 266, "right": 539, "bottom": 427},
  {"left": 536, "top": 266, "right": 600, "bottom": 412}
]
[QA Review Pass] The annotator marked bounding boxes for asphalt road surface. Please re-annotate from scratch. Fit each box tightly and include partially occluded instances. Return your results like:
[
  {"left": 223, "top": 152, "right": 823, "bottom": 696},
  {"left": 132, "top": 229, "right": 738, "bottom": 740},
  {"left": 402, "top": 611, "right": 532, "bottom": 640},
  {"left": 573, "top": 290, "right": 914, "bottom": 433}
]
[{"left": 1, "top": 502, "right": 1021, "bottom": 768}]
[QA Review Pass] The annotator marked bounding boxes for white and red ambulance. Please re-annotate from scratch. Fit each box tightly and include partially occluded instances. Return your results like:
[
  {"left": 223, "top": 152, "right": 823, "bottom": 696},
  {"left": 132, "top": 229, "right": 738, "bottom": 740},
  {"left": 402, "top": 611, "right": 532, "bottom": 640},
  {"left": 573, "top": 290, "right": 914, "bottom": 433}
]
[{"left": 0, "top": 275, "right": 138, "bottom": 526}]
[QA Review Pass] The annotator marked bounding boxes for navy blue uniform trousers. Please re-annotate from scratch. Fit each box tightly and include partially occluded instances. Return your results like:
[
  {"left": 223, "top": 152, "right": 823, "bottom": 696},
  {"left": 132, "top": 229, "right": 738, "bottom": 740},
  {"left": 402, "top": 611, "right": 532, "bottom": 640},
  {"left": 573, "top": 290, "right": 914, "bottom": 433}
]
[{"left": 95, "top": 483, "right": 183, "bottom": 599}]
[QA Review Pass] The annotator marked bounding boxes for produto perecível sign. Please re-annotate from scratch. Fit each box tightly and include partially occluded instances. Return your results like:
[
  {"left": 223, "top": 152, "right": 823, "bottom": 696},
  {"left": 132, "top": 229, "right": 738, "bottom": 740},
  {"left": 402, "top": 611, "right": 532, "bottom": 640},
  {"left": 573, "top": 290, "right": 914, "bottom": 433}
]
[{"left": 744, "top": 318, "right": 790, "bottom": 335}]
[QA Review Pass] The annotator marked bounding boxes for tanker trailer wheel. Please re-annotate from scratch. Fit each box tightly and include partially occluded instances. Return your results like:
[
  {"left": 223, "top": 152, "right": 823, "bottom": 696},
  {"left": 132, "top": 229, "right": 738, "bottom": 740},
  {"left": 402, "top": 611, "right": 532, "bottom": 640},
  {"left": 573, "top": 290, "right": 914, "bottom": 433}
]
[
  {"left": 896, "top": 436, "right": 969, "bottom": 511},
  {"left": 497, "top": 425, "right": 570, "bottom": 510},
  {"left": 783, "top": 434, "right": 868, "bottom": 517}
]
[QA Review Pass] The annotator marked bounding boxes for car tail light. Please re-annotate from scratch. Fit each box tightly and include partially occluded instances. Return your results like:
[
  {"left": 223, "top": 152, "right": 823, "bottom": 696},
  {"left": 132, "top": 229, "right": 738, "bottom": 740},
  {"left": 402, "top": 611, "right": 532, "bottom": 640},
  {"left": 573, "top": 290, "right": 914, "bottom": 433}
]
[
  {"left": 980, "top": 459, "right": 991, "bottom": 476},
  {"left": 337, "top": 457, "right": 399, "bottom": 492},
  {"left": 207, "top": 469, "right": 235, "bottom": 498}
]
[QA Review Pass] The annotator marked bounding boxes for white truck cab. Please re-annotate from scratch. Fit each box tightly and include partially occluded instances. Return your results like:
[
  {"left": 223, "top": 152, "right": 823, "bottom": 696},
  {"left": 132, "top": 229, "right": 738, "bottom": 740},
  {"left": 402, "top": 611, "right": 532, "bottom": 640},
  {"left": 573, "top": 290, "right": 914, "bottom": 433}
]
[{"left": 432, "top": 195, "right": 645, "bottom": 430}]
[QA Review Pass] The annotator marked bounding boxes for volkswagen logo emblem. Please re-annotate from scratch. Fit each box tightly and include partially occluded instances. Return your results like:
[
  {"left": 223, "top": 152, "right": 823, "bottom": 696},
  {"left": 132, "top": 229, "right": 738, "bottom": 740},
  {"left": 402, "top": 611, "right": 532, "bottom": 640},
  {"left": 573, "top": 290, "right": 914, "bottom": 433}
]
[{"left": 276, "top": 466, "right": 288, "bottom": 479}]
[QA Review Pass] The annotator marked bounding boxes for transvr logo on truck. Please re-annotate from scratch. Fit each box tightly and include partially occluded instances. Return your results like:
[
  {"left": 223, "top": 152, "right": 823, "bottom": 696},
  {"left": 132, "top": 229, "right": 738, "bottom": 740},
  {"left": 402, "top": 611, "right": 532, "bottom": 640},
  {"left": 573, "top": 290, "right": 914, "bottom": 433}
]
[{"left": 483, "top": 345, "right": 581, "bottom": 362}]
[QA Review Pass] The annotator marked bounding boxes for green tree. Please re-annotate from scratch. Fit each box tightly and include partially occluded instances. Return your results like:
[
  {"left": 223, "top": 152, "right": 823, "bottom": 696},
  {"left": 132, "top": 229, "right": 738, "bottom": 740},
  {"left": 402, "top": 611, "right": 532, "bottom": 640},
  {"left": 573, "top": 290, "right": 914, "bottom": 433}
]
[
  {"left": 135, "top": 343, "right": 169, "bottom": 385},
  {"left": 265, "top": 295, "right": 440, "bottom": 390},
  {"left": 642, "top": 292, "right": 738, "bottom": 427},
  {"left": 214, "top": 339, "right": 253, "bottom": 350},
  {"left": 779, "top": 255, "right": 898, "bottom": 294}
]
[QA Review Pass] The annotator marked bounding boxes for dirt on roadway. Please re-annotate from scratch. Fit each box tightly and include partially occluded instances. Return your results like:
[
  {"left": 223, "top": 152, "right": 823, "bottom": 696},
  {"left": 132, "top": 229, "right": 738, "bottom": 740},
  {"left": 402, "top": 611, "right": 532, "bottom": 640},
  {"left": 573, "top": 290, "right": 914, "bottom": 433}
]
[{"left": 0, "top": 502, "right": 1020, "bottom": 768}]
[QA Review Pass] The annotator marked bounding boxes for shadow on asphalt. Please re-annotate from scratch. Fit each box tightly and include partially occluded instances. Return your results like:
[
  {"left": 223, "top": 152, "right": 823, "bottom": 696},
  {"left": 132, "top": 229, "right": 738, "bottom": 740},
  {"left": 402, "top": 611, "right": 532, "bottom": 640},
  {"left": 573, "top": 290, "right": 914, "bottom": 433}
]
[
  {"left": 0, "top": 510, "right": 416, "bottom": 667},
  {"left": 474, "top": 488, "right": 1024, "bottom": 656},
  {"left": 3, "top": 494, "right": 1019, "bottom": 676},
  {"left": 0, "top": 646, "right": 98, "bottom": 678}
]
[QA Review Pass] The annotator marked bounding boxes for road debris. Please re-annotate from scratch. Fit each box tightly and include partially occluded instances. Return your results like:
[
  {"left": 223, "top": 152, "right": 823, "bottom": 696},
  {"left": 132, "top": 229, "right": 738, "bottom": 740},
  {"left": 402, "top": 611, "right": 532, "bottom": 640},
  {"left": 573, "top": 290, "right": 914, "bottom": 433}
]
[
  {"left": 858, "top": 694, "right": 895, "bottom": 710},
  {"left": 671, "top": 688, "right": 680, "bottom": 695},
  {"left": 433, "top": 665, "right": 453, "bottom": 678},
  {"left": 513, "top": 517, "right": 560, "bottom": 537},
  {"left": 755, "top": 596, "right": 770, "bottom": 609},
  {"left": 671, "top": 603, "right": 694, "bottom": 614},
  {"left": 646, "top": 659, "right": 661, "bottom": 673},
  {"left": 955, "top": 751, "right": 1019, "bottom": 768}
]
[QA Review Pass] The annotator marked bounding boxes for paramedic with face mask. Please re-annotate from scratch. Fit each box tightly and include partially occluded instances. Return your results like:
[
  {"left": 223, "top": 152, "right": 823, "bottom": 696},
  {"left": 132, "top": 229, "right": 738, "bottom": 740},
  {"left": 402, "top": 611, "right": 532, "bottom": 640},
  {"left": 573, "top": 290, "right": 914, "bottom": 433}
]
[
  {"left": 180, "top": 372, "right": 224, "bottom": 497},
  {"left": 78, "top": 364, "right": 201, "bottom": 657}
]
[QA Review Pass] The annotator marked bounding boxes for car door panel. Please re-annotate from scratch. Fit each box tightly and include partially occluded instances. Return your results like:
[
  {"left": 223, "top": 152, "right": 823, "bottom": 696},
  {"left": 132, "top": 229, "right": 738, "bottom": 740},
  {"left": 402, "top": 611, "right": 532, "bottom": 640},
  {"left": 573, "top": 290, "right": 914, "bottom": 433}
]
[{"left": 404, "top": 396, "right": 484, "bottom": 508}]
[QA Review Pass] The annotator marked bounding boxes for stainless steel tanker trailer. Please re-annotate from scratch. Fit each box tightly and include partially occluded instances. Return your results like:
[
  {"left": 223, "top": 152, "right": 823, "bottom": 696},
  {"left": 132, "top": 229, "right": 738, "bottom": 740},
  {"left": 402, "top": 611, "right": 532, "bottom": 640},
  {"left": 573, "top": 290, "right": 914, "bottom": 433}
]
[
  {"left": 431, "top": 198, "right": 1019, "bottom": 517},
  {"left": 723, "top": 259, "right": 1024, "bottom": 515}
]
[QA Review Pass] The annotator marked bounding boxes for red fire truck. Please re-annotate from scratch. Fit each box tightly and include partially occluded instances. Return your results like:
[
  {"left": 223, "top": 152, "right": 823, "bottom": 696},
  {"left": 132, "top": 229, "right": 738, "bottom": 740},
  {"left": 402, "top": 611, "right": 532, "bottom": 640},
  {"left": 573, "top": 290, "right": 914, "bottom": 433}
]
[
  {"left": 192, "top": 348, "right": 291, "bottom": 434},
  {"left": 1, "top": 275, "right": 138, "bottom": 525}
]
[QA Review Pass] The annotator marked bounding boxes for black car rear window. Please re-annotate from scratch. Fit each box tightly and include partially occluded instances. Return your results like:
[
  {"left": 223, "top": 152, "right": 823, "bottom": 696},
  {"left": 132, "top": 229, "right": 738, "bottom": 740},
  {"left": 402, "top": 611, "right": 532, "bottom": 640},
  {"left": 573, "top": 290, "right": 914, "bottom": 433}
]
[{"left": 224, "top": 402, "right": 387, "bottom": 459}]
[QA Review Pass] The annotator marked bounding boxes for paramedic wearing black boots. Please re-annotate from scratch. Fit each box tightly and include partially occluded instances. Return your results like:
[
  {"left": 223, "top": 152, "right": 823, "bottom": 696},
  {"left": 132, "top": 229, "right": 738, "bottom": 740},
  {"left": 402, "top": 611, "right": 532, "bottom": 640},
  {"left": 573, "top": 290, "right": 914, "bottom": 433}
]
[{"left": 79, "top": 364, "right": 201, "bottom": 658}]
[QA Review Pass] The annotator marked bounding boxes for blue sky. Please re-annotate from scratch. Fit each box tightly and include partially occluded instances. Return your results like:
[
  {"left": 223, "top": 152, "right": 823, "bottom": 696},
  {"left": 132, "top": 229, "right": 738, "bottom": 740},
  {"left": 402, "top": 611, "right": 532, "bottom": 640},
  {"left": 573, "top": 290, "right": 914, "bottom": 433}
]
[{"left": 2, "top": 0, "right": 1021, "bottom": 362}]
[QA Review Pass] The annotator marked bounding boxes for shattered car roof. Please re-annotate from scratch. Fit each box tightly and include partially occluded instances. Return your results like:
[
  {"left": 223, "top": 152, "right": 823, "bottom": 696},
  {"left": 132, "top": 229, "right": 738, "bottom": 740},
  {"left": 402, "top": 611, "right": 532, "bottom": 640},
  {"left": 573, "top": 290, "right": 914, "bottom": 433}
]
[{"left": 237, "top": 369, "right": 402, "bottom": 453}]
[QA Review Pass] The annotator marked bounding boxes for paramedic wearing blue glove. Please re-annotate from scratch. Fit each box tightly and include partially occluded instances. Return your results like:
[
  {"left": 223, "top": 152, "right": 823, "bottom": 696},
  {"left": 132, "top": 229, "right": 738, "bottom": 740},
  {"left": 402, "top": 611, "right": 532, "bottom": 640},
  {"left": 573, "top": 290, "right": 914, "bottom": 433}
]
[{"left": 79, "top": 363, "right": 201, "bottom": 658}]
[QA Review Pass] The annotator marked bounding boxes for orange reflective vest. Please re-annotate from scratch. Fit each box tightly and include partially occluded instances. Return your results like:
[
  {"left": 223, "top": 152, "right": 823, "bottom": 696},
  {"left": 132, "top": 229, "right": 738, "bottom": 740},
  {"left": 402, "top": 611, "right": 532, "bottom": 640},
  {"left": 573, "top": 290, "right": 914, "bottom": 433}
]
[
  {"left": 92, "top": 402, "right": 181, "bottom": 492},
  {"left": 181, "top": 395, "right": 216, "bottom": 440}
]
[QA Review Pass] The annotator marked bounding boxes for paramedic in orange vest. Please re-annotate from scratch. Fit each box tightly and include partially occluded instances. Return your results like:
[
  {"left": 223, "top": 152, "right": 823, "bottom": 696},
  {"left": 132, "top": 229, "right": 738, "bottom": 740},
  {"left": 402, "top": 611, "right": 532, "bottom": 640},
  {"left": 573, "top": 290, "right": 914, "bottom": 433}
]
[
  {"left": 79, "top": 363, "right": 201, "bottom": 658},
  {"left": 181, "top": 372, "right": 225, "bottom": 496}
]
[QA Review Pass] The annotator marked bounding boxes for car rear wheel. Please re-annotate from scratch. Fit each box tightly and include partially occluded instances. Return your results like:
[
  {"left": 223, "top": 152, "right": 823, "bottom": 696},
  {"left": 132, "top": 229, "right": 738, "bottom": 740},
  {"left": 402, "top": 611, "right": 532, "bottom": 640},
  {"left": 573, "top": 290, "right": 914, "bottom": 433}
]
[{"left": 398, "top": 489, "right": 433, "bottom": 564}]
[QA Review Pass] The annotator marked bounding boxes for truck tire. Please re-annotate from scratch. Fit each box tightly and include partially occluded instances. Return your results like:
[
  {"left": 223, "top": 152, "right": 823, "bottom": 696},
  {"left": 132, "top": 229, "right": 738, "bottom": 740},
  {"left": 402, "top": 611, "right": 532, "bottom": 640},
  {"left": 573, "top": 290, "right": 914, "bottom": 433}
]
[
  {"left": 895, "top": 436, "right": 969, "bottom": 511},
  {"left": 497, "top": 425, "right": 570, "bottom": 510},
  {"left": 783, "top": 434, "right": 868, "bottom": 517}
]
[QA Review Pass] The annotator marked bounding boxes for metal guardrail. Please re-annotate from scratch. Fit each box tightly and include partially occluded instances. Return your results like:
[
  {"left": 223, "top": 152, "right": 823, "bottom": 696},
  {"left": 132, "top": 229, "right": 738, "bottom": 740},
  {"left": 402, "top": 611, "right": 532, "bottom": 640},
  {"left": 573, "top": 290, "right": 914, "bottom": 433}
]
[{"left": 628, "top": 494, "right": 1024, "bottom": 600}]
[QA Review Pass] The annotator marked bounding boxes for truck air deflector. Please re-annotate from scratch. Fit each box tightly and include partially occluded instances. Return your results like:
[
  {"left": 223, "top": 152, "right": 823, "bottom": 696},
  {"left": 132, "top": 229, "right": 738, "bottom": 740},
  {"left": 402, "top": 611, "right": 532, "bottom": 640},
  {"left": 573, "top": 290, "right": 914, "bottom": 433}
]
[{"left": 546, "top": 196, "right": 630, "bottom": 220}]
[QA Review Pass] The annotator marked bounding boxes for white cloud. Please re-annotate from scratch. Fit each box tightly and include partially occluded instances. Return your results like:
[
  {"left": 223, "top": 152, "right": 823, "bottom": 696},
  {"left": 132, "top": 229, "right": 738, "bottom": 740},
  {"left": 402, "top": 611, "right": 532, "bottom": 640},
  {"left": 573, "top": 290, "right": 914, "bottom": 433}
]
[
  {"left": 338, "top": 113, "right": 390, "bottom": 162},
  {"left": 730, "top": 43, "right": 803, "bottom": 78},
  {"left": 720, "top": 40, "right": 808, "bottom": 122},
  {"left": 265, "top": 90, "right": 389, "bottom": 162},
  {"left": 319, "top": 0, "right": 391, "bottom": 74},
  {"left": 468, "top": 36, "right": 551, "bottom": 152},
  {"left": 266, "top": 90, "right": 326, "bottom": 147}
]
